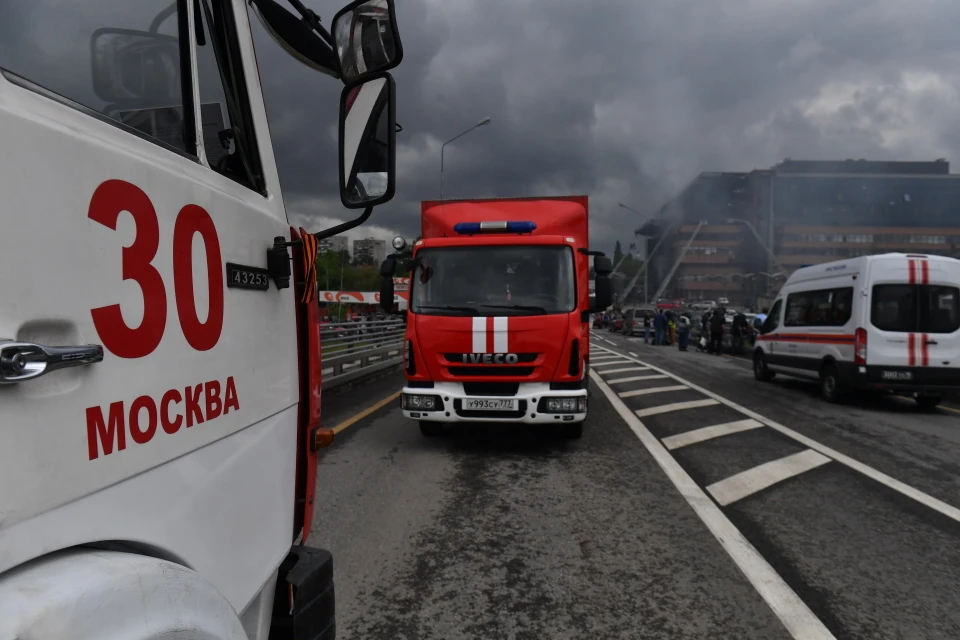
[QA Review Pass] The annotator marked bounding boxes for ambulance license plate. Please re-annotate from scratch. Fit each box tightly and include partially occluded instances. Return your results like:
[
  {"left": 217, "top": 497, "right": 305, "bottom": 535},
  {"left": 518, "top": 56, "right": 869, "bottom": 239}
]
[
  {"left": 463, "top": 398, "right": 517, "bottom": 411},
  {"left": 881, "top": 370, "right": 913, "bottom": 381}
]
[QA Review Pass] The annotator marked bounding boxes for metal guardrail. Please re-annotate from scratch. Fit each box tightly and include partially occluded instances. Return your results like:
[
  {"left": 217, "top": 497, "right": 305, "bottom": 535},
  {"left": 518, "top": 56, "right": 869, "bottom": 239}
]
[{"left": 321, "top": 318, "right": 405, "bottom": 390}]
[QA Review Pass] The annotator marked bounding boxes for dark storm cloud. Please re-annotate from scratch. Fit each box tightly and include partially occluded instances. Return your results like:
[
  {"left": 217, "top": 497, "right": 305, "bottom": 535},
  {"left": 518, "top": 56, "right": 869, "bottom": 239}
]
[{"left": 5, "top": 1, "right": 956, "bottom": 254}]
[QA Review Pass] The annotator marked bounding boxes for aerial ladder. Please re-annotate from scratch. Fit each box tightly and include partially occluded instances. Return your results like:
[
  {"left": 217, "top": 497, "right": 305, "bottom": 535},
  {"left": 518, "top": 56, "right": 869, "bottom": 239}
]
[
  {"left": 649, "top": 220, "right": 706, "bottom": 303},
  {"left": 619, "top": 225, "right": 673, "bottom": 304}
]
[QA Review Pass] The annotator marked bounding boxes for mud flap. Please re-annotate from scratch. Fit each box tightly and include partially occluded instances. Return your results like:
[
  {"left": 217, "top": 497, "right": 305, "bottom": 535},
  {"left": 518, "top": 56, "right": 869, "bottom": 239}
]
[{"left": 269, "top": 546, "right": 335, "bottom": 640}]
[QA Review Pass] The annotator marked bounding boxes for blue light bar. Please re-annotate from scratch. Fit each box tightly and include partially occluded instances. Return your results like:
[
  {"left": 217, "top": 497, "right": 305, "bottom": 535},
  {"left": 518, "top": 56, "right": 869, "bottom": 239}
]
[{"left": 453, "top": 221, "right": 538, "bottom": 235}]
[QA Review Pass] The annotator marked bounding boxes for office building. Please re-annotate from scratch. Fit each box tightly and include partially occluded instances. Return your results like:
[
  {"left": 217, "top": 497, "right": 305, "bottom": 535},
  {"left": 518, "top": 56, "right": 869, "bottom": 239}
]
[
  {"left": 319, "top": 236, "right": 347, "bottom": 254},
  {"left": 353, "top": 237, "right": 387, "bottom": 266},
  {"left": 635, "top": 159, "right": 960, "bottom": 307}
]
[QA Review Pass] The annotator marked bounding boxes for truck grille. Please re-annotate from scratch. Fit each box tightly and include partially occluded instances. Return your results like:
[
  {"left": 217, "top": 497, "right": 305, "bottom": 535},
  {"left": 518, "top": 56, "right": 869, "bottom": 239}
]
[
  {"left": 443, "top": 353, "right": 538, "bottom": 363},
  {"left": 462, "top": 382, "right": 520, "bottom": 396},
  {"left": 446, "top": 366, "right": 535, "bottom": 377}
]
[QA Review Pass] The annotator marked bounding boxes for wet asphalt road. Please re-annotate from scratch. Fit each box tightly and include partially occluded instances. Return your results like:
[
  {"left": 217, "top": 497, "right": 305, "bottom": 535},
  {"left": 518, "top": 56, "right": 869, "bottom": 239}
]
[{"left": 309, "top": 332, "right": 960, "bottom": 640}]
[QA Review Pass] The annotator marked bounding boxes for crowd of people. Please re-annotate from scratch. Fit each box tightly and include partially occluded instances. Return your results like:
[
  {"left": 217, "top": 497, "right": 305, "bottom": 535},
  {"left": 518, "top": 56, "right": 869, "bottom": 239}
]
[{"left": 597, "top": 306, "right": 771, "bottom": 356}]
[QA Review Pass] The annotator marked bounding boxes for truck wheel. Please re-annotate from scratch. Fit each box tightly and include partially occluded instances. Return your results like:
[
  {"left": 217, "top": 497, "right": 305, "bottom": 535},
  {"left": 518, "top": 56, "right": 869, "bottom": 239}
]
[
  {"left": 916, "top": 394, "right": 943, "bottom": 410},
  {"left": 753, "top": 352, "right": 774, "bottom": 382},
  {"left": 820, "top": 363, "right": 845, "bottom": 403},
  {"left": 0, "top": 549, "right": 249, "bottom": 639},
  {"left": 560, "top": 421, "right": 583, "bottom": 440},
  {"left": 419, "top": 421, "right": 446, "bottom": 437}
]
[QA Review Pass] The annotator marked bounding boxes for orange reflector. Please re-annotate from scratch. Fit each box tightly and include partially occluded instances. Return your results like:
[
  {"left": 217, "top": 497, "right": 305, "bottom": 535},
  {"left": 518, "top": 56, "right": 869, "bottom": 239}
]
[{"left": 311, "top": 428, "right": 335, "bottom": 450}]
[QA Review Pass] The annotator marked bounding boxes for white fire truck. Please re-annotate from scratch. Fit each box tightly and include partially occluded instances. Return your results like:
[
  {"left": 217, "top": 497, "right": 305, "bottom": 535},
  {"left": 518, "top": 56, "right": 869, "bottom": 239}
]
[{"left": 0, "top": 1, "right": 403, "bottom": 638}]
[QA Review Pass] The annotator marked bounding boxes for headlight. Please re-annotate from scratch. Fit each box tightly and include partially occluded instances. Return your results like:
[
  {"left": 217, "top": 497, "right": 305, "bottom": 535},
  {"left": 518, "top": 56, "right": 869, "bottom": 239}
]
[
  {"left": 540, "top": 397, "right": 586, "bottom": 413},
  {"left": 402, "top": 394, "right": 439, "bottom": 411}
]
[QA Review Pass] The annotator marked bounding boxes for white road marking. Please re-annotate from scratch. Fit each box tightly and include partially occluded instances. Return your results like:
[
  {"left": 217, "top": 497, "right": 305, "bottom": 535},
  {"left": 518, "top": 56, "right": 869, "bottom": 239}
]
[
  {"left": 706, "top": 450, "right": 832, "bottom": 507},
  {"left": 635, "top": 399, "right": 719, "bottom": 418},
  {"left": 629, "top": 352, "right": 639, "bottom": 357},
  {"left": 590, "top": 371, "right": 835, "bottom": 640},
  {"left": 597, "top": 366, "right": 650, "bottom": 375},
  {"left": 592, "top": 360, "right": 633, "bottom": 368},
  {"left": 601, "top": 338, "right": 617, "bottom": 345},
  {"left": 607, "top": 374, "right": 669, "bottom": 384},
  {"left": 662, "top": 419, "right": 764, "bottom": 451},
  {"left": 590, "top": 344, "right": 960, "bottom": 524},
  {"left": 619, "top": 385, "right": 688, "bottom": 399},
  {"left": 591, "top": 355, "right": 626, "bottom": 362}
]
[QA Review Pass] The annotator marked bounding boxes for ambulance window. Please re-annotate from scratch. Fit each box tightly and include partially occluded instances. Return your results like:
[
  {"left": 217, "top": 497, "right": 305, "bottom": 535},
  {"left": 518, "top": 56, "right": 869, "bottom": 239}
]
[
  {"left": 0, "top": 1, "right": 192, "bottom": 156},
  {"left": 762, "top": 300, "right": 782, "bottom": 333},
  {"left": 194, "top": 0, "right": 264, "bottom": 192},
  {"left": 871, "top": 285, "right": 916, "bottom": 332},
  {"left": 784, "top": 293, "right": 811, "bottom": 327},
  {"left": 920, "top": 285, "right": 960, "bottom": 334}
]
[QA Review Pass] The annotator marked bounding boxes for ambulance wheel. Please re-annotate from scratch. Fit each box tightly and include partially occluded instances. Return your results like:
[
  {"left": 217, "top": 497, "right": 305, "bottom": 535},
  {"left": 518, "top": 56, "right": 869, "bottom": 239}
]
[
  {"left": 753, "top": 352, "right": 774, "bottom": 382},
  {"left": 419, "top": 421, "right": 446, "bottom": 437},
  {"left": 560, "top": 421, "right": 583, "bottom": 440},
  {"left": 916, "top": 394, "right": 942, "bottom": 410},
  {"left": 819, "top": 363, "right": 845, "bottom": 403}
]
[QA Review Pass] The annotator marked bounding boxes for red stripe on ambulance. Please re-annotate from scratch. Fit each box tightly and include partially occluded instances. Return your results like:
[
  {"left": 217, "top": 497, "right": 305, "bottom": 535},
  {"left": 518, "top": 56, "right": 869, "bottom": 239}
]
[{"left": 86, "top": 377, "right": 239, "bottom": 460}]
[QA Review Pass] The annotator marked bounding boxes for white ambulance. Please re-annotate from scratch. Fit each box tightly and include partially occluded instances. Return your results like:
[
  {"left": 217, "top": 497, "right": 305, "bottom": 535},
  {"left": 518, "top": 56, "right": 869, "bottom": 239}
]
[
  {"left": 0, "top": 1, "right": 403, "bottom": 638},
  {"left": 753, "top": 253, "right": 960, "bottom": 407}
]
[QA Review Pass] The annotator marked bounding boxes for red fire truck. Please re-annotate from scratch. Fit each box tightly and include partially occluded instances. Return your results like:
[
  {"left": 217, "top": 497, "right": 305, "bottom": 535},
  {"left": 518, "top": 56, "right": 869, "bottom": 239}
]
[{"left": 379, "top": 196, "right": 613, "bottom": 439}]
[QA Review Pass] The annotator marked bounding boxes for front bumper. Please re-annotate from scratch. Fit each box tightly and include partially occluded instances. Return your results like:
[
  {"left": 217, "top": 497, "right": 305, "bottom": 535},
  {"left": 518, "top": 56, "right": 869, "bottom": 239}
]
[{"left": 401, "top": 382, "right": 587, "bottom": 424}]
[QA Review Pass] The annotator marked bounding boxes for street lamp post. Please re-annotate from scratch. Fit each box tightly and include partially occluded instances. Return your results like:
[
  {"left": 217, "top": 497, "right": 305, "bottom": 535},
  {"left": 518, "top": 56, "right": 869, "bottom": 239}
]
[{"left": 440, "top": 117, "right": 492, "bottom": 200}]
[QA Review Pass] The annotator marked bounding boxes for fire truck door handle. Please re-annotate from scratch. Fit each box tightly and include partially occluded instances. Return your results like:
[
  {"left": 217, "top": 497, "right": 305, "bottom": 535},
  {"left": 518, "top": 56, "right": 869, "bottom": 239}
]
[
  {"left": 925, "top": 340, "right": 938, "bottom": 345},
  {"left": 0, "top": 341, "right": 104, "bottom": 384}
]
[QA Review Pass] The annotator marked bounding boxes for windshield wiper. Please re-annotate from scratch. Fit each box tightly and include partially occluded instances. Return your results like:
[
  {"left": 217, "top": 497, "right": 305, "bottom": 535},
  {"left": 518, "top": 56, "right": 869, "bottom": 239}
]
[
  {"left": 481, "top": 304, "right": 549, "bottom": 314},
  {"left": 417, "top": 305, "right": 478, "bottom": 315}
]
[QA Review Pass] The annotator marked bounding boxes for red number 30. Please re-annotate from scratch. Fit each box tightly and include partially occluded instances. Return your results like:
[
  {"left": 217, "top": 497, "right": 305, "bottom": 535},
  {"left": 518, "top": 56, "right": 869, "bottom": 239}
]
[{"left": 89, "top": 180, "right": 225, "bottom": 358}]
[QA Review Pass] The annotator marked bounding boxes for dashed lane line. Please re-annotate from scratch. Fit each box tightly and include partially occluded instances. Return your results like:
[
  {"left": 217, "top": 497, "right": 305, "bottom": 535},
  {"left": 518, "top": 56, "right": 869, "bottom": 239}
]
[
  {"left": 629, "top": 352, "right": 640, "bottom": 357},
  {"left": 590, "top": 370, "right": 836, "bottom": 640},
  {"left": 618, "top": 385, "right": 689, "bottom": 399},
  {"left": 706, "top": 449, "right": 832, "bottom": 507},
  {"left": 635, "top": 398, "right": 720, "bottom": 418},
  {"left": 591, "top": 344, "right": 960, "bottom": 525},
  {"left": 662, "top": 419, "right": 764, "bottom": 451}
]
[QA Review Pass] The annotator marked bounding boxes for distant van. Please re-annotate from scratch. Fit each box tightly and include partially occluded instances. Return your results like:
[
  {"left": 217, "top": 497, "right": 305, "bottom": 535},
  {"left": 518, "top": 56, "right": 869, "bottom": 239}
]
[{"left": 753, "top": 253, "right": 960, "bottom": 407}]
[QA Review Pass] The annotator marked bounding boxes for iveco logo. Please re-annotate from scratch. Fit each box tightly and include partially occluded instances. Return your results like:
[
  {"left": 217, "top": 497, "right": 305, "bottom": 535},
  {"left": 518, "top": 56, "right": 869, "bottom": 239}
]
[{"left": 462, "top": 353, "right": 519, "bottom": 364}]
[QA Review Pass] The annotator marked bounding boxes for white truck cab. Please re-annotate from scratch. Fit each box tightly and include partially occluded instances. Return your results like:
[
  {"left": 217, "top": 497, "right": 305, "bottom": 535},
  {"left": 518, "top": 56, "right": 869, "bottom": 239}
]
[{"left": 0, "top": 1, "right": 403, "bottom": 638}]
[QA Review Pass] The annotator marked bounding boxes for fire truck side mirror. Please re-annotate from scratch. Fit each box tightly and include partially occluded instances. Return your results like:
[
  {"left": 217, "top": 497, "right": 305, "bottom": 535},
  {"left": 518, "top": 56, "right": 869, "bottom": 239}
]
[
  {"left": 339, "top": 73, "right": 397, "bottom": 209},
  {"left": 378, "top": 278, "right": 395, "bottom": 312},
  {"left": 378, "top": 256, "right": 396, "bottom": 311},
  {"left": 591, "top": 256, "right": 613, "bottom": 311},
  {"left": 333, "top": 0, "right": 404, "bottom": 86},
  {"left": 593, "top": 277, "right": 613, "bottom": 312},
  {"left": 593, "top": 256, "right": 613, "bottom": 276}
]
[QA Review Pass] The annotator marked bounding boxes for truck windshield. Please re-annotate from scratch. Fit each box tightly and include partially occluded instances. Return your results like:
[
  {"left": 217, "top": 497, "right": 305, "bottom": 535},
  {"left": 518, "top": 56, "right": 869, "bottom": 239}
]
[{"left": 411, "top": 246, "right": 576, "bottom": 316}]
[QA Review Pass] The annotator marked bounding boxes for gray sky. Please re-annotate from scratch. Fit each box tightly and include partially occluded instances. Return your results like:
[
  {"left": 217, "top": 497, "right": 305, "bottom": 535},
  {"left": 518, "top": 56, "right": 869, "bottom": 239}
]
[{"left": 256, "top": 0, "right": 960, "bottom": 254}]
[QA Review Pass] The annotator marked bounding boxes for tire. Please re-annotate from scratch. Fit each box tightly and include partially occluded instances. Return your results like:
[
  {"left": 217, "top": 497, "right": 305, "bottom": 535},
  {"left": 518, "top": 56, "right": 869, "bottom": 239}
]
[
  {"left": 819, "top": 363, "right": 845, "bottom": 403},
  {"left": 916, "top": 394, "right": 943, "bottom": 410},
  {"left": 419, "top": 421, "right": 446, "bottom": 437},
  {"left": 753, "top": 352, "right": 774, "bottom": 382},
  {"left": 560, "top": 421, "right": 583, "bottom": 440}
]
